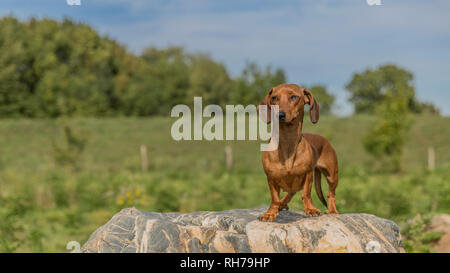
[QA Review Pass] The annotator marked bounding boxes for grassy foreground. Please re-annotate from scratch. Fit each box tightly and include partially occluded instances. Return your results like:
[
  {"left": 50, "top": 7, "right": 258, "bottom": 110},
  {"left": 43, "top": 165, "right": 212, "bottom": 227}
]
[{"left": 0, "top": 115, "right": 449, "bottom": 252}]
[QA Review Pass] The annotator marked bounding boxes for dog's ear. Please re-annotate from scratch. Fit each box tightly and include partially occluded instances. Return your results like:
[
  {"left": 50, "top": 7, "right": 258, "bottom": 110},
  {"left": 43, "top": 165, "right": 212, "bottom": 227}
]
[
  {"left": 303, "top": 88, "right": 320, "bottom": 124},
  {"left": 258, "top": 88, "right": 273, "bottom": 123}
]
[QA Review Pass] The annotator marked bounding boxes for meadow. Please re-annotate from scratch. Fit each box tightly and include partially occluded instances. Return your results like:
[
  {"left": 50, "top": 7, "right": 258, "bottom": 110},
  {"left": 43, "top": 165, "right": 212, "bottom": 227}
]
[{"left": 0, "top": 115, "right": 449, "bottom": 252}]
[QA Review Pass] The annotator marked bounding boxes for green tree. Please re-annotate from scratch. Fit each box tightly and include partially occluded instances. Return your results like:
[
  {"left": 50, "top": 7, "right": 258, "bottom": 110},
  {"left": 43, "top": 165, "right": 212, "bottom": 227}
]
[
  {"left": 186, "top": 53, "right": 233, "bottom": 106},
  {"left": 230, "top": 62, "right": 286, "bottom": 106},
  {"left": 0, "top": 17, "right": 148, "bottom": 117},
  {"left": 0, "top": 16, "right": 35, "bottom": 117},
  {"left": 410, "top": 101, "right": 441, "bottom": 115},
  {"left": 345, "top": 64, "right": 438, "bottom": 115},
  {"left": 140, "top": 46, "right": 190, "bottom": 115},
  {"left": 140, "top": 47, "right": 234, "bottom": 111},
  {"left": 363, "top": 84, "right": 411, "bottom": 172}
]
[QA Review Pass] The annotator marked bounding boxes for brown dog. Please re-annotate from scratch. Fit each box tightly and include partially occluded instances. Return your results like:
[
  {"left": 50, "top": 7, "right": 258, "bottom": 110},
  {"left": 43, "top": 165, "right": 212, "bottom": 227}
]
[{"left": 258, "top": 84, "right": 339, "bottom": 222}]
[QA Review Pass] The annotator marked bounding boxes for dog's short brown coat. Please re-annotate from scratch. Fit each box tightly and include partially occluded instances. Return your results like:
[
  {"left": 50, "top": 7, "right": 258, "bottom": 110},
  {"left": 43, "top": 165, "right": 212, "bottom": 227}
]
[{"left": 258, "top": 84, "right": 339, "bottom": 222}]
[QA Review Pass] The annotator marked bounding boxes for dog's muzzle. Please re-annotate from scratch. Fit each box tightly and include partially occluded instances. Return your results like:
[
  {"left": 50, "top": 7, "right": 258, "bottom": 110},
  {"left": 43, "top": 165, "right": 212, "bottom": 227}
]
[{"left": 278, "top": 111, "right": 286, "bottom": 122}]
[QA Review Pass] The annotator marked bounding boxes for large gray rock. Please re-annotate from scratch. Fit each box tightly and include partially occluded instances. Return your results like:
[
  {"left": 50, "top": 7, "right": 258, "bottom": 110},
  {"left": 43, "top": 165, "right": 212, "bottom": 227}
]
[{"left": 82, "top": 207, "right": 404, "bottom": 253}]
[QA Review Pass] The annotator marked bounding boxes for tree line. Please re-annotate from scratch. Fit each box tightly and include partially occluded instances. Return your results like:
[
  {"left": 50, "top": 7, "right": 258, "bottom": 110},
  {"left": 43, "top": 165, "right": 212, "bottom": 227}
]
[{"left": 0, "top": 16, "right": 439, "bottom": 118}]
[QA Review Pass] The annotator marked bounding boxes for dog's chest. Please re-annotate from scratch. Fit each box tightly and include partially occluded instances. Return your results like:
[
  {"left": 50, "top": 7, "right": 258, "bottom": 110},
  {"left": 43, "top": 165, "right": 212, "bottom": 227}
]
[
  {"left": 267, "top": 163, "right": 307, "bottom": 190},
  {"left": 263, "top": 144, "right": 315, "bottom": 192},
  {"left": 263, "top": 157, "right": 312, "bottom": 192}
]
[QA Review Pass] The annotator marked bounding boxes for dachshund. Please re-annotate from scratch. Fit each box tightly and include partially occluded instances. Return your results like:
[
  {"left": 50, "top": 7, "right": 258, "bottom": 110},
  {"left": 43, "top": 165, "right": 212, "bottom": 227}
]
[{"left": 258, "top": 84, "right": 339, "bottom": 222}]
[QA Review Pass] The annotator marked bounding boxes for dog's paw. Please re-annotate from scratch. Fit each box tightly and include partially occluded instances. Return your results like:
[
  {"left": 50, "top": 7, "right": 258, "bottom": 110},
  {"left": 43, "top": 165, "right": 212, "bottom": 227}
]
[
  {"left": 325, "top": 209, "right": 339, "bottom": 214},
  {"left": 304, "top": 207, "right": 321, "bottom": 217},
  {"left": 259, "top": 211, "right": 278, "bottom": 222}
]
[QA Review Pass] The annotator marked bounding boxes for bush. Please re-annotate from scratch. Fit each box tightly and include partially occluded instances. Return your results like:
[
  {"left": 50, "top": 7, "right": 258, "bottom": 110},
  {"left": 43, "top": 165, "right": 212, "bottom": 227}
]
[{"left": 402, "top": 214, "right": 442, "bottom": 253}]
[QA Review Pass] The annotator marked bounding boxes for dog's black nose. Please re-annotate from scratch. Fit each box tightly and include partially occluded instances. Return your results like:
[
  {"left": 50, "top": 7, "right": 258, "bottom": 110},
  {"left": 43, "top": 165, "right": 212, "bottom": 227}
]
[{"left": 278, "top": 111, "right": 286, "bottom": 121}]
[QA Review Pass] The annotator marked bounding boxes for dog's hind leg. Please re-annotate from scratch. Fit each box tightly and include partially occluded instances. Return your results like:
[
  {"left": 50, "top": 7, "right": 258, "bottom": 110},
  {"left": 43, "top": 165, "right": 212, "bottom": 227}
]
[
  {"left": 302, "top": 172, "right": 321, "bottom": 216},
  {"left": 324, "top": 170, "right": 339, "bottom": 214},
  {"left": 316, "top": 145, "right": 339, "bottom": 214}
]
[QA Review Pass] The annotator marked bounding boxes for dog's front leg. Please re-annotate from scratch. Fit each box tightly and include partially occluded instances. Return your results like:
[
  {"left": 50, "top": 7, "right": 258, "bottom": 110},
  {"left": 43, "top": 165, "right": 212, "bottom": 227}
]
[
  {"left": 279, "top": 192, "right": 295, "bottom": 211},
  {"left": 259, "top": 180, "right": 281, "bottom": 222}
]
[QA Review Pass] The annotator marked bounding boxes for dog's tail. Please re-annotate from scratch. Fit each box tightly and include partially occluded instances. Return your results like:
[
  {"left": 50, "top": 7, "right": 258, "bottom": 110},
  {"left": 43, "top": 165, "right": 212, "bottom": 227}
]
[{"left": 314, "top": 168, "right": 328, "bottom": 208}]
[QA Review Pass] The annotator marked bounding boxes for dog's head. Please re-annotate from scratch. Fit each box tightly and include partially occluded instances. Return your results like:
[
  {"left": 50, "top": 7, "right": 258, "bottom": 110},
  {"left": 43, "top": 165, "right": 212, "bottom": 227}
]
[{"left": 258, "top": 83, "right": 319, "bottom": 124}]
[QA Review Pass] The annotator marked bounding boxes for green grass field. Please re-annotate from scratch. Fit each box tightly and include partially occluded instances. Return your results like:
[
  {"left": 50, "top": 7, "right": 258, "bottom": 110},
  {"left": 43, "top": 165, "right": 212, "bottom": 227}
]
[{"left": 0, "top": 115, "right": 449, "bottom": 252}]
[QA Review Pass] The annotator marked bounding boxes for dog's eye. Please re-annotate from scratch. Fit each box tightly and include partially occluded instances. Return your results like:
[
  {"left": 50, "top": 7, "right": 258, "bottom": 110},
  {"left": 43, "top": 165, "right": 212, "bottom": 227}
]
[
  {"left": 290, "top": 95, "right": 299, "bottom": 101},
  {"left": 271, "top": 96, "right": 279, "bottom": 102}
]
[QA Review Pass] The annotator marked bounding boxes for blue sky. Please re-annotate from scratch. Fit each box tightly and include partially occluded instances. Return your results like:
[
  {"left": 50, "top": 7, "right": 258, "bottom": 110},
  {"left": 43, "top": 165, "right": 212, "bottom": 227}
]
[{"left": 1, "top": 0, "right": 449, "bottom": 115}]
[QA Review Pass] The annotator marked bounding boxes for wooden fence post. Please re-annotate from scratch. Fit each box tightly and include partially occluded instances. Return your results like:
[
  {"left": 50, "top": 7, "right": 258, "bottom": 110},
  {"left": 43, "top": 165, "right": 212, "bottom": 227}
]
[
  {"left": 428, "top": 146, "right": 435, "bottom": 171},
  {"left": 225, "top": 145, "right": 233, "bottom": 169},
  {"left": 140, "top": 145, "right": 148, "bottom": 172}
]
